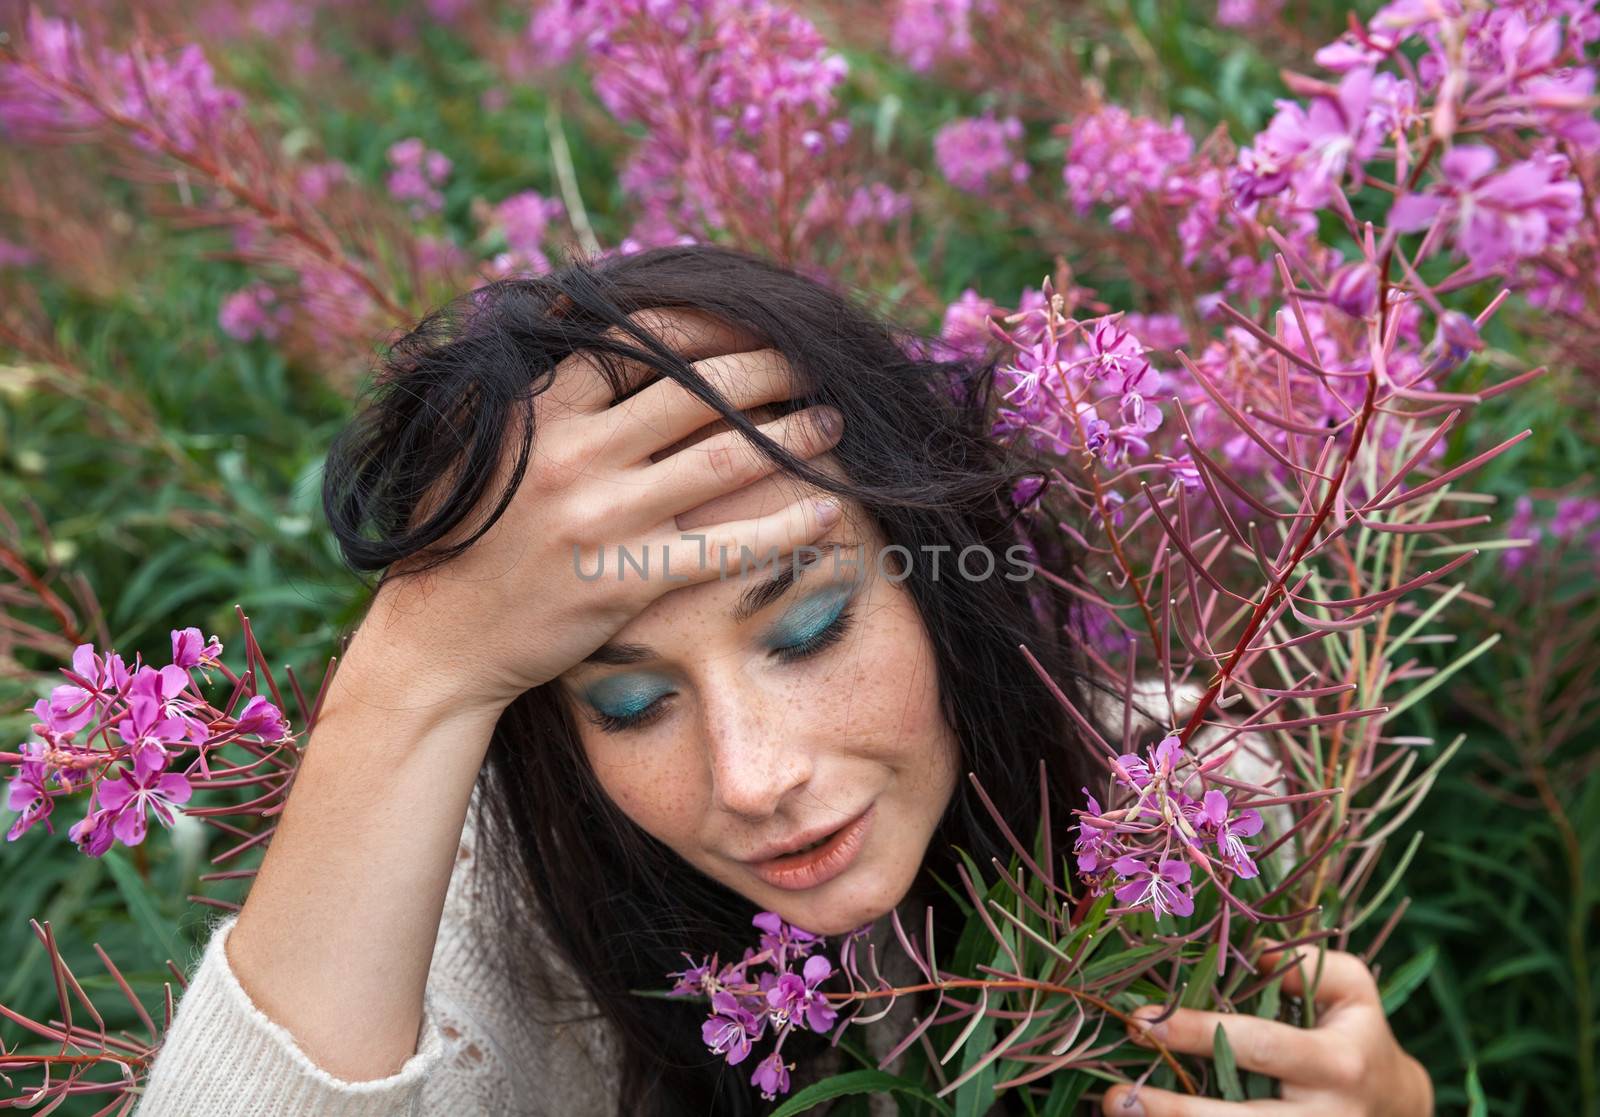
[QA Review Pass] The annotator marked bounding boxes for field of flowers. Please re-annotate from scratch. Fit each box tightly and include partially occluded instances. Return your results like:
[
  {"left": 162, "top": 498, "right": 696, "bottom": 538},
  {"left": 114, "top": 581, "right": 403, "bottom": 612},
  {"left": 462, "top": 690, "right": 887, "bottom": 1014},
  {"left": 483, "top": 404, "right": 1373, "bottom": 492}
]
[{"left": 1, "top": 0, "right": 1597, "bottom": 1113}]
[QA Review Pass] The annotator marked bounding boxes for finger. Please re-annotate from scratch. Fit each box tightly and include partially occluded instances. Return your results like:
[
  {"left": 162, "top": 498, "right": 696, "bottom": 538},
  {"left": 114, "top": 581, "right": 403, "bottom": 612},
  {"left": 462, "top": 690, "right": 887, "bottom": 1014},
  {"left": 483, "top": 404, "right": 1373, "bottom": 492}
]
[
  {"left": 1259, "top": 944, "right": 1381, "bottom": 1011},
  {"left": 598, "top": 348, "right": 809, "bottom": 465},
  {"left": 555, "top": 308, "right": 766, "bottom": 413},
  {"left": 1102, "top": 1083, "right": 1295, "bottom": 1116},
  {"left": 642, "top": 493, "right": 844, "bottom": 590},
  {"left": 1128, "top": 1006, "right": 1332, "bottom": 1087},
  {"left": 641, "top": 407, "right": 844, "bottom": 512}
]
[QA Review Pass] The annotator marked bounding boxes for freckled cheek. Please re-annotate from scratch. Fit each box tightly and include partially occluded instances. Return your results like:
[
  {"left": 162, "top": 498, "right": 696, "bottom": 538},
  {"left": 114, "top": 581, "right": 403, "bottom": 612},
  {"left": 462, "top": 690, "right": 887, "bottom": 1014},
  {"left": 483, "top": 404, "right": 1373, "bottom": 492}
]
[
  {"left": 815, "top": 615, "right": 952, "bottom": 771},
  {"left": 585, "top": 744, "right": 704, "bottom": 846}
]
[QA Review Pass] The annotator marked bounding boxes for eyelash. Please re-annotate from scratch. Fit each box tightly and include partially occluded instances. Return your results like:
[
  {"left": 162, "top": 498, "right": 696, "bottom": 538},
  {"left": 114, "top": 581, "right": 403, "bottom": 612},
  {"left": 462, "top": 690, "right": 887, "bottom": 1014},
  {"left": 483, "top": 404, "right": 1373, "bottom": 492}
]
[{"left": 585, "top": 605, "right": 857, "bottom": 734}]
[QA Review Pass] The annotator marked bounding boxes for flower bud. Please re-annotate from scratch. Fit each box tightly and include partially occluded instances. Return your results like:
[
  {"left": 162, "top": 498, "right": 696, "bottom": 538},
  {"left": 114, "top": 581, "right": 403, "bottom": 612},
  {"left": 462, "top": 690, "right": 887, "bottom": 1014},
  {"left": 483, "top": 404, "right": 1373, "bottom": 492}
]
[{"left": 1328, "top": 260, "right": 1378, "bottom": 318}]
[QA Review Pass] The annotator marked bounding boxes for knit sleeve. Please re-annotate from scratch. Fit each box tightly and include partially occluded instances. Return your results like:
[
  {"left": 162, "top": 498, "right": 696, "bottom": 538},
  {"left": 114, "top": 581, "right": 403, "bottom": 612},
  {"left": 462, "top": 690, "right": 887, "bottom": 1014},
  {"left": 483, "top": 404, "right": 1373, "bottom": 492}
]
[
  {"left": 131, "top": 909, "right": 450, "bottom": 1117},
  {"left": 132, "top": 796, "right": 531, "bottom": 1117}
]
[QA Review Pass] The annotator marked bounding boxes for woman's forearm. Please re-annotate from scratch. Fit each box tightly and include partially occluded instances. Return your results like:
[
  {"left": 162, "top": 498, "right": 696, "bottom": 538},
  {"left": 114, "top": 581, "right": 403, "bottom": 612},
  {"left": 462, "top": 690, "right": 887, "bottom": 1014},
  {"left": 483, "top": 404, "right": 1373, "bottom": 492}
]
[{"left": 223, "top": 622, "right": 506, "bottom": 1082}]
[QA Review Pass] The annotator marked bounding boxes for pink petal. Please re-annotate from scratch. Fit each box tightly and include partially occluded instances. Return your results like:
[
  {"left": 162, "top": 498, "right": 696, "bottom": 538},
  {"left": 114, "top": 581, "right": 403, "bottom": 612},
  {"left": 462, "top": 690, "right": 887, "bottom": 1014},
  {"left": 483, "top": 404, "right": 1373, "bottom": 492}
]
[
  {"left": 96, "top": 776, "right": 134, "bottom": 811},
  {"left": 112, "top": 804, "right": 147, "bottom": 846},
  {"left": 1389, "top": 193, "right": 1444, "bottom": 232},
  {"left": 155, "top": 772, "right": 193, "bottom": 804}
]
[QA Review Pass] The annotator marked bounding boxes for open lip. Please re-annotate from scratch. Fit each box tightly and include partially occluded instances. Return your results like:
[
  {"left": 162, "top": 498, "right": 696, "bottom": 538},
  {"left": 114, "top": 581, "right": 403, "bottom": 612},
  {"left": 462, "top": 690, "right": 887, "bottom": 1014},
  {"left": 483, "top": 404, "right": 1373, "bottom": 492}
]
[{"left": 742, "top": 806, "right": 871, "bottom": 864}]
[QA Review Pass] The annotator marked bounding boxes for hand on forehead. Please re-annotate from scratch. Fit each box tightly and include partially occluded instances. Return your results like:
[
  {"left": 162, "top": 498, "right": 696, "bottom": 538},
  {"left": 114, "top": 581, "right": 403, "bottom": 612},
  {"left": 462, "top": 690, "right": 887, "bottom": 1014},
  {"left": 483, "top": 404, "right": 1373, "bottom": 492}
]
[{"left": 651, "top": 401, "right": 847, "bottom": 531}]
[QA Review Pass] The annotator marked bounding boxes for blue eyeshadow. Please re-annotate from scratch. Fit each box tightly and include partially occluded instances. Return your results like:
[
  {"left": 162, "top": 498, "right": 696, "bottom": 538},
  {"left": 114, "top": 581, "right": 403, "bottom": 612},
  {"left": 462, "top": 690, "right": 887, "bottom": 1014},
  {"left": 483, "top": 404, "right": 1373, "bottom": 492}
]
[
  {"left": 583, "top": 676, "right": 673, "bottom": 718},
  {"left": 766, "top": 583, "right": 855, "bottom": 649}
]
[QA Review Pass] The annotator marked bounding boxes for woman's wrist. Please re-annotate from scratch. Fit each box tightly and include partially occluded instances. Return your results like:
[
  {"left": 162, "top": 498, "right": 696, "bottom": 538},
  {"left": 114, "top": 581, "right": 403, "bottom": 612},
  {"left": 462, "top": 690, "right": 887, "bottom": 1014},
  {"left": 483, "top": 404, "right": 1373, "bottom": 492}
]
[{"left": 333, "top": 614, "right": 514, "bottom": 734}]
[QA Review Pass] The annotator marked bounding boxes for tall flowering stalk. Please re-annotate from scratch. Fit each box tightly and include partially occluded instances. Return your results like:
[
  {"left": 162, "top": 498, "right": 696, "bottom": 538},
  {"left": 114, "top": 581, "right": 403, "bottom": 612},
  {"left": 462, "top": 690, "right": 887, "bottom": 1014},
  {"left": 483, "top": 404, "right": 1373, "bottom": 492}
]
[
  {"left": 519, "top": 0, "right": 928, "bottom": 297},
  {"left": 0, "top": 10, "right": 476, "bottom": 384}
]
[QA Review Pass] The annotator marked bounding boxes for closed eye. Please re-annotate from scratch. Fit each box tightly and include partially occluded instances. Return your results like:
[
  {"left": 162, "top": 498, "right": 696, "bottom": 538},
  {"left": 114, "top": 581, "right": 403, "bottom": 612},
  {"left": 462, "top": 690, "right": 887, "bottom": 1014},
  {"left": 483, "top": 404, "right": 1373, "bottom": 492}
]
[{"left": 583, "top": 605, "right": 857, "bottom": 734}]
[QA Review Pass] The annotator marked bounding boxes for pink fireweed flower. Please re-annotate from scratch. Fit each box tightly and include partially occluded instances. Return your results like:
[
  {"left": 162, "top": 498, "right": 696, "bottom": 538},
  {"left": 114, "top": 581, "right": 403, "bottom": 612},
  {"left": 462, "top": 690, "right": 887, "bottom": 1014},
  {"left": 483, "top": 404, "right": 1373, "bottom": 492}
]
[
  {"left": 170, "top": 629, "right": 221, "bottom": 671},
  {"left": 1185, "top": 789, "right": 1266, "bottom": 878},
  {"left": 490, "top": 190, "right": 566, "bottom": 274},
  {"left": 116, "top": 670, "right": 196, "bottom": 781},
  {"left": 939, "top": 288, "right": 1000, "bottom": 360},
  {"left": 1112, "top": 856, "right": 1196, "bottom": 918},
  {"left": 843, "top": 183, "right": 912, "bottom": 228},
  {"left": 753, "top": 909, "right": 820, "bottom": 969},
  {"left": 5, "top": 740, "right": 56, "bottom": 841},
  {"left": 1551, "top": 496, "right": 1600, "bottom": 542},
  {"left": 0, "top": 237, "right": 38, "bottom": 267},
  {"left": 1502, "top": 494, "right": 1542, "bottom": 573},
  {"left": 1116, "top": 734, "right": 1185, "bottom": 792},
  {"left": 1233, "top": 67, "right": 1384, "bottom": 209},
  {"left": 888, "top": 0, "right": 996, "bottom": 72},
  {"left": 934, "top": 112, "right": 1029, "bottom": 195},
  {"left": 1218, "top": 0, "right": 1285, "bottom": 27},
  {"left": 111, "top": 42, "right": 245, "bottom": 156},
  {"left": 295, "top": 160, "right": 350, "bottom": 205},
  {"left": 765, "top": 954, "right": 838, "bottom": 1034},
  {"left": 751, "top": 1051, "right": 794, "bottom": 1101},
  {"left": 1424, "top": 308, "right": 1486, "bottom": 375},
  {"left": 68, "top": 806, "right": 117, "bottom": 858},
  {"left": 386, "top": 137, "right": 453, "bottom": 218},
  {"left": 234, "top": 694, "right": 288, "bottom": 741},
  {"left": 1073, "top": 792, "right": 1126, "bottom": 877},
  {"left": 38, "top": 683, "right": 95, "bottom": 737},
  {"left": 1063, "top": 106, "right": 1193, "bottom": 216},
  {"left": 218, "top": 283, "right": 292, "bottom": 342},
  {"left": 1327, "top": 259, "right": 1379, "bottom": 318},
  {"left": 1010, "top": 474, "right": 1046, "bottom": 511},
  {"left": 702, "top": 990, "right": 763, "bottom": 1065},
  {"left": 666, "top": 954, "right": 717, "bottom": 997},
  {"left": 93, "top": 763, "right": 193, "bottom": 848},
  {"left": 1389, "top": 146, "right": 1584, "bottom": 275}
]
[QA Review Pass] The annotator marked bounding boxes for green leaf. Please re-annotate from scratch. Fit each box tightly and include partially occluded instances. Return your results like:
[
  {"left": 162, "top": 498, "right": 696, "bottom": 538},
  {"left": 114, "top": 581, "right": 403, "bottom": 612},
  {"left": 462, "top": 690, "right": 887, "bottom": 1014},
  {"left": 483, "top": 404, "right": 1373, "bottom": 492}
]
[
  {"left": 1465, "top": 1061, "right": 1487, "bottom": 1117},
  {"left": 1039, "top": 1070, "right": 1093, "bottom": 1116},
  {"left": 1180, "top": 943, "right": 1220, "bottom": 1009},
  {"left": 768, "top": 1069, "right": 954, "bottom": 1117},
  {"left": 1379, "top": 944, "right": 1438, "bottom": 1016},
  {"left": 103, "top": 849, "right": 178, "bottom": 962},
  {"left": 1212, "top": 1023, "right": 1246, "bottom": 1102}
]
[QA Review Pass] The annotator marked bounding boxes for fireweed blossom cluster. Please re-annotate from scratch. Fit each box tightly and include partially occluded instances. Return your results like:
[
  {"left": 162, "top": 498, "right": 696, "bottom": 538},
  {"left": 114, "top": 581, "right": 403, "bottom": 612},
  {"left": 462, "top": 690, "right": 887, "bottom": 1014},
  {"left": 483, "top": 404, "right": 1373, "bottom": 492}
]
[
  {"left": 5, "top": 626, "right": 289, "bottom": 856},
  {"left": 934, "top": 111, "right": 1030, "bottom": 195},
  {"left": 385, "top": 136, "right": 454, "bottom": 219},
  {"left": 667, "top": 912, "right": 850, "bottom": 1100},
  {"left": 519, "top": 0, "right": 916, "bottom": 280},
  {"left": 1073, "top": 734, "right": 1269, "bottom": 921},
  {"left": 0, "top": 11, "right": 482, "bottom": 379}
]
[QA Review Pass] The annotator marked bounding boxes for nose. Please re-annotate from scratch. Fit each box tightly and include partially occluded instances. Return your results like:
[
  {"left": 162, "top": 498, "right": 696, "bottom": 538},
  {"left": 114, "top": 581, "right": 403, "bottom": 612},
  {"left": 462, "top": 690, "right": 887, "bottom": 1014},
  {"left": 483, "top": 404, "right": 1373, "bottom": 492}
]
[{"left": 699, "top": 675, "right": 815, "bottom": 821}]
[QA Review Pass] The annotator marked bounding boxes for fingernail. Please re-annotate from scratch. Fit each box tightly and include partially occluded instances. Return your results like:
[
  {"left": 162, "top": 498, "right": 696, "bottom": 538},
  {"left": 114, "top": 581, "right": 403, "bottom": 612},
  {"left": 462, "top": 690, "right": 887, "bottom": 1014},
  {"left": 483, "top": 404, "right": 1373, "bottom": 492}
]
[
  {"left": 814, "top": 498, "right": 841, "bottom": 526},
  {"left": 1128, "top": 1007, "right": 1166, "bottom": 1046},
  {"left": 1110, "top": 1089, "right": 1146, "bottom": 1116},
  {"left": 818, "top": 407, "right": 844, "bottom": 438}
]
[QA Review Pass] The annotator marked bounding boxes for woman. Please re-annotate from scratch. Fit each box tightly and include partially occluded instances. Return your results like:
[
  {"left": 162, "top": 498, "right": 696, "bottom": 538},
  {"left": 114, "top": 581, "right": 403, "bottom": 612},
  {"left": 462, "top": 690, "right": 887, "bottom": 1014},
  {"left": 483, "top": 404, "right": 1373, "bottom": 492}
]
[{"left": 134, "top": 244, "right": 1433, "bottom": 1116}]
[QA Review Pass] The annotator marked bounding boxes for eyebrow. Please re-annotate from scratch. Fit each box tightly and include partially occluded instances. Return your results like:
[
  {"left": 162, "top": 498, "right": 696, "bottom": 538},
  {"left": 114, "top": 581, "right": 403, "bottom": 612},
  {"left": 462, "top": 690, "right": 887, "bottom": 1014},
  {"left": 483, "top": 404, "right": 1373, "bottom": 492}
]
[{"left": 579, "top": 541, "right": 856, "bottom": 666}]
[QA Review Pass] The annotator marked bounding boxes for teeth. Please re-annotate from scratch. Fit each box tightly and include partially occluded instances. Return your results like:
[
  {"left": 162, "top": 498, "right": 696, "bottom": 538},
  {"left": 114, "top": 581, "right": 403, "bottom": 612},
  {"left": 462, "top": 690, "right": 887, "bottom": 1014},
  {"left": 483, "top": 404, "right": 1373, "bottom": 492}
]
[{"left": 786, "top": 832, "right": 831, "bottom": 857}]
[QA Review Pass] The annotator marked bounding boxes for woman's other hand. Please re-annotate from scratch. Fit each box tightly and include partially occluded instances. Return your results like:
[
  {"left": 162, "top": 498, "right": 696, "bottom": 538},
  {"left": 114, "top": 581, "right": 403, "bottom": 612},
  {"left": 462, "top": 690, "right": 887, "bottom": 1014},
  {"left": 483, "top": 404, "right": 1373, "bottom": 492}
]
[{"left": 1102, "top": 945, "right": 1434, "bottom": 1116}]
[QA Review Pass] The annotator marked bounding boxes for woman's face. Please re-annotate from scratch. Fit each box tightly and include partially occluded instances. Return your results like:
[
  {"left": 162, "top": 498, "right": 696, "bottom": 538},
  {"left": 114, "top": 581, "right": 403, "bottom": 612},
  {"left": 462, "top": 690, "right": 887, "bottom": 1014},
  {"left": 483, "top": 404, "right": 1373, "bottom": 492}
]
[{"left": 556, "top": 408, "right": 961, "bottom": 936}]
